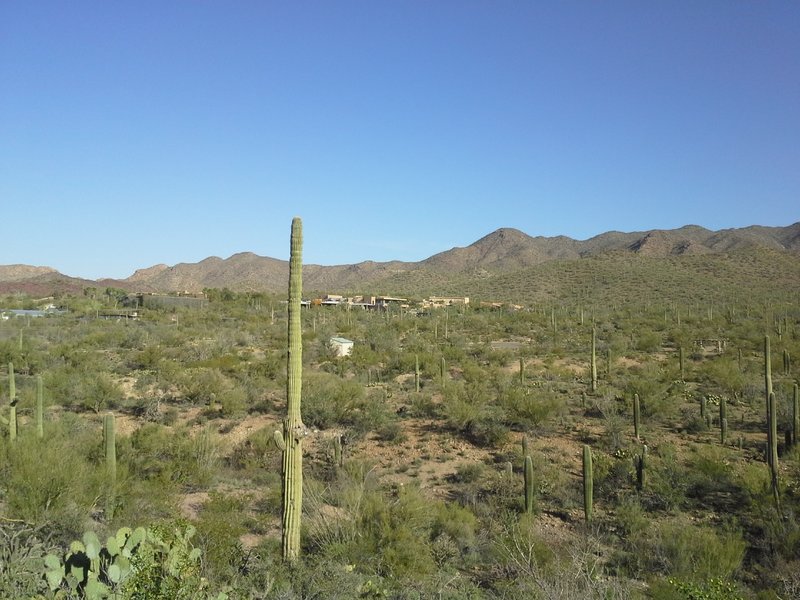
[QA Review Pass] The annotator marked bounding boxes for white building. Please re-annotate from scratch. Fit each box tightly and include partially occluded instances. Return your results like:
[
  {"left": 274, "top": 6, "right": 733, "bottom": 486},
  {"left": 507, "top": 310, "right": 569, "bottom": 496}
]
[{"left": 329, "top": 337, "right": 354, "bottom": 357}]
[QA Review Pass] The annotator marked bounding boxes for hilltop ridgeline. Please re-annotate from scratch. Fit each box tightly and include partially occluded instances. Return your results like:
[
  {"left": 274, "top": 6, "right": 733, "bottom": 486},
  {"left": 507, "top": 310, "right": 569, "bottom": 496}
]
[{"left": 1, "top": 222, "right": 798, "bottom": 296}]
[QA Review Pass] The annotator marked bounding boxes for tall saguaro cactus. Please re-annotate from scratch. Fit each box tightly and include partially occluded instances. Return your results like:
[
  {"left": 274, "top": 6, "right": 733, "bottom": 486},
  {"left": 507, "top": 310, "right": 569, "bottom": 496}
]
[
  {"left": 764, "top": 336, "right": 780, "bottom": 507},
  {"left": 633, "top": 393, "right": 641, "bottom": 440},
  {"left": 104, "top": 413, "right": 117, "bottom": 518},
  {"left": 590, "top": 327, "right": 597, "bottom": 393},
  {"left": 720, "top": 396, "right": 728, "bottom": 445},
  {"left": 8, "top": 362, "right": 17, "bottom": 441},
  {"left": 414, "top": 354, "right": 420, "bottom": 393},
  {"left": 583, "top": 445, "right": 593, "bottom": 523},
  {"left": 765, "top": 336, "right": 774, "bottom": 469},
  {"left": 523, "top": 454, "right": 534, "bottom": 514},
  {"left": 36, "top": 375, "right": 44, "bottom": 439},
  {"left": 793, "top": 383, "right": 799, "bottom": 449},
  {"left": 281, "top": 217, "right": 306, "bottom": 562}
]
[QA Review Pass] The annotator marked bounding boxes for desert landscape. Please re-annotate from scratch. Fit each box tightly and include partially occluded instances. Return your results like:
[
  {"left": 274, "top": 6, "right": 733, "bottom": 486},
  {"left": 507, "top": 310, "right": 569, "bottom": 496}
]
[{"left": 1, "top": 221, "right": 800, "bottom": 598}]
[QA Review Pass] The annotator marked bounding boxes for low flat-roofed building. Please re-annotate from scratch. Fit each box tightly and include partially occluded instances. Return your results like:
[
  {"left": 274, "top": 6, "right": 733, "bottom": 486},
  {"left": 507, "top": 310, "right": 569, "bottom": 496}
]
[{"left": 330, "top": 337, "right": 354, "bottom": 357}]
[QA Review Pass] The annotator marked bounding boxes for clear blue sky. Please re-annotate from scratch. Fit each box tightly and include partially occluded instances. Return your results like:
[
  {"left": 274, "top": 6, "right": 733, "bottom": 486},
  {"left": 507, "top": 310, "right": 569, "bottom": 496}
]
[{"left": 2, "top": 2, "right": 798, "bottom": 280}]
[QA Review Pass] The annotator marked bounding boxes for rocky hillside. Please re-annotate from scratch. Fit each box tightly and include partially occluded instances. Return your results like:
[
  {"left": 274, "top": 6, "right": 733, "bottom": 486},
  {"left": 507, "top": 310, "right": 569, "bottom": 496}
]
[{"left": 1, "top": 223, "right": 798, "bottom": 296}]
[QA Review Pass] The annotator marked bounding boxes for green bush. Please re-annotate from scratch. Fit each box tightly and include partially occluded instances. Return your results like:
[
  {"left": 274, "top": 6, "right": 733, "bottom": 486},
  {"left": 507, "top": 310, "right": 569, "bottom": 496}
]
[{"left": 658, "top": 519, "right": 746, "bottom": 582}]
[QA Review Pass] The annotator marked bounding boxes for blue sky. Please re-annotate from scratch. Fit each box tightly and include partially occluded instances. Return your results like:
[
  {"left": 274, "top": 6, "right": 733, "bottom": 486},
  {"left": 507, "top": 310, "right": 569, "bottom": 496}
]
[{"left": 2, "top": 2, "right": 798, "bottom": 280}]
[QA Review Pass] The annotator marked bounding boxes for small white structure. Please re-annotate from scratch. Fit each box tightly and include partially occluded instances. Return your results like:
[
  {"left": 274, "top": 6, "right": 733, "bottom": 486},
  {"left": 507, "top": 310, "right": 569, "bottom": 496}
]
[{"left": 329, "top": 337, "right": 354, "bottom": 357}]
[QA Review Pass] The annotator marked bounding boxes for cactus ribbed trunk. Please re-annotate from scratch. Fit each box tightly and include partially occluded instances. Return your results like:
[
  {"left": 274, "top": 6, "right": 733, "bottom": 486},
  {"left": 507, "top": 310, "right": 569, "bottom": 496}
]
[
  {"left": 333, "top": 434, "right": 343, "bottom": 468},
  {"left": 8, "top": 362, "right": 17, "bottom": 442},
  {"left": 414, "top": 354, "right": 420, "bottom": 393},
  {"left": 590, "top": 327, "right": 597, "bottom": 393},
  {"left": 36, "top": 375, "right": 43, "bottom": 439},
  {"left": 282, "top": 217, "right": 305, "bottom": 562},
  {"left": 784, "top": 349, "right": 791, "bottom": 376},
  {"left": 765, "top": 336, "right": 774, "bottom": 468},
  {"left": 633, "top": 393, "right": 641, "bottom": 440},
  {"left": 720, "top": 397, "right": 728, "bottom": 445},
  {"left": 679, "top": 346, "right": 685, "bottom": 380},
  {"left": 769, "top": 391, "right": 780, "bottom": 507},
  {"left": 519, "top": 357, "right": 525, "bottom": 385},
  {"left": 523, "top": 455, "right": 534, "bottom": 513},
  {"left": 793, "top": 383, "right": 799, "bottom": 449},
  {"left": 636, "top": 445, "right": 647, "bottom": 492},
  {"left": 104, "top": 413, "right": 117, "bottom": 518},
  {"left": 765, "top": 336, "right": 780, "bottom": 507},
  {"left": 104, "top": 413, "right": 117, "bottom": 481},
  {"left": 583, "top": 445, "right": 593, "bottom": 523}
]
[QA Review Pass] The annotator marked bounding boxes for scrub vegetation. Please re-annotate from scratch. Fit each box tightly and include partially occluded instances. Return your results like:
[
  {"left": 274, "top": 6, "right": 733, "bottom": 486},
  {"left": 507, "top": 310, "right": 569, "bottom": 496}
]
[{"left": 1, "top": 248, "right": 799, "bottom": 599}]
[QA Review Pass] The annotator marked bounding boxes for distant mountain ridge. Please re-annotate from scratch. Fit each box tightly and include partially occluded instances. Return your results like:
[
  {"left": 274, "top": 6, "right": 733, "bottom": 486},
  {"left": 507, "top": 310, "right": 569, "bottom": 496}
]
[{"left": 1, "top": 222, "right": 798, "bottom": 296}]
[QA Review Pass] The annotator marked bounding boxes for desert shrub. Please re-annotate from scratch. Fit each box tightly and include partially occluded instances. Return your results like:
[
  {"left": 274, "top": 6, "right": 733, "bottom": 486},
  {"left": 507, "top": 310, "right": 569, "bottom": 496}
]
[
  {"left": 125, "top": 423, "right": 220, "bottom": 491},
  {"left": 44, "top": 365, "right": 124, "bottom": 413},
  {"left": 500, "top": 384, "right": 561, "bottom": 429},
  {"left": 492, "top": 517, "right": 634, "bottom": 598},
  {"left": 657, "top": 519, "right": 746, "bottom": 582},
  {"left": 441, "top": 380, "right": 509, "bottom": 447},
  {"left": 636, "top": 331, "right": 663, "bottom": 353},
  {"left": 643, "top": 443, "right": 689, "bottom": 511},
  {"left": 227, "top": 427, "right": 282, "bottom": 476},
  {"left": 431, "top": 502, "right": 479, "bottom": 558},
  {"left": 0, "top": 414, "right": 105, "bottom": 540},
  {"left": 649, "top": 577, "right": 745, "bottom": 600},
  {"left": 176, "top": 367, "right": 228, "bottom": 406},
  {"left": 217, "top": 386, "right": 247, "bottom": 417},
  {"left": 684, "top": 445, "right": 750, "bottom": 512},
  {"left": 407, "top": 391, "right": 439, "bottom": 418},
  {"left": 0, "top": 522, "right": 52, "bottom": 598},
  {"left": 194, "top": 491, "right": 250, "bottom": 585},
  {"left": 354, "top": 485, "right": 438, "bottom": 579},
  {"left": 302, "top": 372, "right": 365, "bottom": 429}
]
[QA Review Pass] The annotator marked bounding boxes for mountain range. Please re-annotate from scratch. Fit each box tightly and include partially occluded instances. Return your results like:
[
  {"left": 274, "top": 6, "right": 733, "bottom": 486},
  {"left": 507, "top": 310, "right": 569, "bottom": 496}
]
[{"left": 2, "top": 223, "right": 799, "bottom": 299}]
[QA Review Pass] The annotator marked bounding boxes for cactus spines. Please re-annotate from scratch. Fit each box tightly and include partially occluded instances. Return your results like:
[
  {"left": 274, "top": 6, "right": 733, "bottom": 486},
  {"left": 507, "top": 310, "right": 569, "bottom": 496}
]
[
  {"left": 36, "top": 374, "right": 44, "bottom": 439},
  {"left": 523, "top": 454, "right": 534, "bottom": 514},
  {"left": 583, "top": 445, "right": 593, "bottom": 523},
  {"left": 8, "top": 362, "right": 17, "bottom": 441},
  {"left": 590, "top": 327, "right": 597, "bottom": 393},
  {"left": 633, "top": 393, "right": 641, "bottom": 440},
  {"left": 282, "top": 217, "right": 306, "bottom": 562}
]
